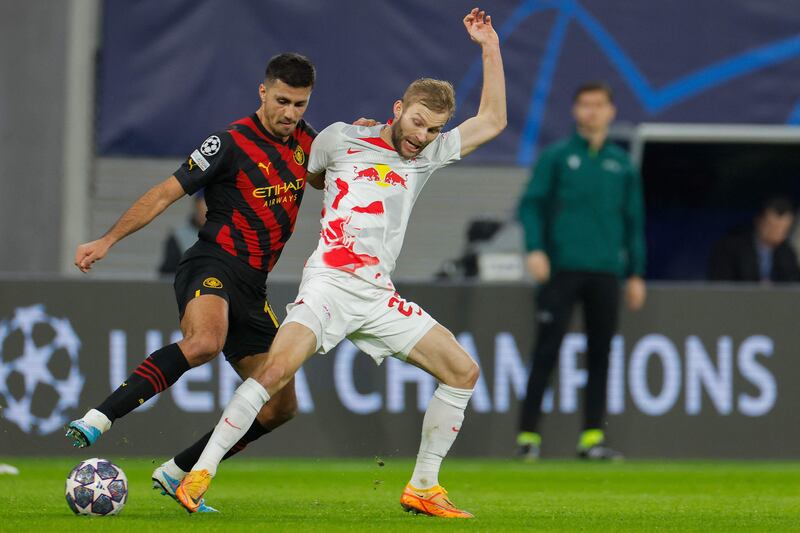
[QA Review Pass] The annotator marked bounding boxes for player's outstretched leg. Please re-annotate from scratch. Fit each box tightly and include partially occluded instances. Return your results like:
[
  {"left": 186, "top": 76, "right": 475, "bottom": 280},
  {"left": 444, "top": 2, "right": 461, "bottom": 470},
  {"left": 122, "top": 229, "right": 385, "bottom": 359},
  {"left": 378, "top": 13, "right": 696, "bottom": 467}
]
[
  {"left": 399, "top": 324, "right": 479, "bottom": 519},
  {"left": 176, "top": 322, "right": 317, "bottom": 513},
  {"left": 66, "top": 295, "right": 228, "bottom": 447},
  {"left": 153, "top": 378, "right": 298, "bottom": 512}
]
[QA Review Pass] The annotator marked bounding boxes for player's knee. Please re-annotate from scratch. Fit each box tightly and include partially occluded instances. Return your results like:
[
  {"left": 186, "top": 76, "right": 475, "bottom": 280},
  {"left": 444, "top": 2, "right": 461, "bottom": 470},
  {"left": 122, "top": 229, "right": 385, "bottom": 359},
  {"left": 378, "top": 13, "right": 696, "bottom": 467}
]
[
  {"left": 461, "top": 360, "right": 480, "bottom": 389},
  {"left": 257, "top": 362, "right": 290, "bottom": 391},
  {"left": 446, "top": 359, "right": 480, "bottom": 389},
  {"left": 179, "top": 333, "right": 224, "bottom": 366},
  {"left": 441, "top": 358, "right": 480, "bottom": 389}
]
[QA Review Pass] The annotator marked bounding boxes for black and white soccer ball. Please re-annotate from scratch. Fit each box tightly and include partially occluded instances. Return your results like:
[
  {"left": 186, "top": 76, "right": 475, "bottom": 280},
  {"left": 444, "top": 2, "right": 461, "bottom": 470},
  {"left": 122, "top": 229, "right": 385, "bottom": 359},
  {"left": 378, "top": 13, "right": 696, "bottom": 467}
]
[{"left": 65, "top": 458, "right": 128, "bottom": 516}]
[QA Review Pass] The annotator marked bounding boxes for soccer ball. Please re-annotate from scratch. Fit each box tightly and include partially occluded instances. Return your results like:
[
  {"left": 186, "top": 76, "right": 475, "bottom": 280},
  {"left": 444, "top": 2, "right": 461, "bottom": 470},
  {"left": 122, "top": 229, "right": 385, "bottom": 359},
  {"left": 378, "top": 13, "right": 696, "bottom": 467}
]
[{"left": 65, "top": 458, "right": 128, "bottom": 516}]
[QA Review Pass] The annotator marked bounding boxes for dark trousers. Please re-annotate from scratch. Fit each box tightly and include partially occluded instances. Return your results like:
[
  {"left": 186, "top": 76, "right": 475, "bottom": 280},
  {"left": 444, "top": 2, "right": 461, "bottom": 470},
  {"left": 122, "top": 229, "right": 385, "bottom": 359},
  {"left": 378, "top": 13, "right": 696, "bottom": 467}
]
[{"left": 519, "top": 271, "right": 620, "bottom": 434}]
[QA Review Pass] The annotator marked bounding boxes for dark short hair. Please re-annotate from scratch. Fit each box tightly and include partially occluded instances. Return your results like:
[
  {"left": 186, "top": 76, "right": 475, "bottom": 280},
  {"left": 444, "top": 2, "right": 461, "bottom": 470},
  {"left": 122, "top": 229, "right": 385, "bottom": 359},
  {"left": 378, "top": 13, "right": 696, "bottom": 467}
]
[
  {"left": 265, "top": 53, "right": 315, "bottom": 88},
  {"left": 573, "top": 81, "right": 614, "bottom": 103},
  {"left": 759, "top": 195, "right": 795, "bottom": 216}
]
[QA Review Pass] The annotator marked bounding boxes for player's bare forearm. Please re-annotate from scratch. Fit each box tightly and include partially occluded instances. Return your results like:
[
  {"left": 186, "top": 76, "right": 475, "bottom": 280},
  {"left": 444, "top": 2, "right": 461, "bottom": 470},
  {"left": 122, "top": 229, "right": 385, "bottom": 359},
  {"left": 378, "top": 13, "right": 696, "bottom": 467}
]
[
  {"left": 74, "top": 176, "right": 184, "bottom": 273},
  {"left": 477, "top": 42, "right": 507, "bottom": 128},
  {"left": 457, "top": 9, "right": 507, "bottom": 157},
  {"left": 102, "top": 176, "right": 185, "bottom": 245},
  {"left": 459, "top": 44, "right": 506, "bottom": 153},
  {"left": 307, "top": 171, "right": 325, "bottom": 190}
]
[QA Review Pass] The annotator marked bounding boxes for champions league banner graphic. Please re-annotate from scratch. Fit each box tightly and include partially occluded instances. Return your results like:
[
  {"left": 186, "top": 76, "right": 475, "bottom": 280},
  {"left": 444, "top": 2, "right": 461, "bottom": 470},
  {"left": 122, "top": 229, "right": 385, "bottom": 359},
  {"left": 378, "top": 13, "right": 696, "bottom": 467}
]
[
  {"left": 0, "top": 280, "right": 796, "bottom": 458},
  {"left": 97, "top": 1, "right": 800, "bottom": 165}
]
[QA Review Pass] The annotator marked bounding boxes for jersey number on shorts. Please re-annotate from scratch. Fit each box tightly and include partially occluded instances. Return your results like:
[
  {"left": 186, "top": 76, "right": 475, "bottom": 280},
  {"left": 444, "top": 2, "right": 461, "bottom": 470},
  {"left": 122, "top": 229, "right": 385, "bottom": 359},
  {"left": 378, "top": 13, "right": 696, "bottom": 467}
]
[{"left": 388, "top": 293, "right": 422, "bottom": 317}]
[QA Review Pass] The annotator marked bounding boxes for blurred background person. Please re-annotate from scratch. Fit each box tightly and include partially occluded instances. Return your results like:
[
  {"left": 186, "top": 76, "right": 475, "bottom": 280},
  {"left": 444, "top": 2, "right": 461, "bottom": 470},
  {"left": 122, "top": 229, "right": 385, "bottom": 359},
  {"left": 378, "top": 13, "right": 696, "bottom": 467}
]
[
  {"left": 708, "top": 196, "right": 799, "bottom": 283},
  {"left": 516, "top": 82, "right": 646, "bottom": 461},
  {"left": 158, "top": 192, "right": 207, "bottom": 275}
]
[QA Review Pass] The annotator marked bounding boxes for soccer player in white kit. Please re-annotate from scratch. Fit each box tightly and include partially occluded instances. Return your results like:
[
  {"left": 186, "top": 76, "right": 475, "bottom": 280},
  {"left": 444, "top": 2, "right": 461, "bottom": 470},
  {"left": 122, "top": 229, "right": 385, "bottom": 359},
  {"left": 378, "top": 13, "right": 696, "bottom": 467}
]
[{"left": 177, "top": 8, "right": 506, "bottom": 518}]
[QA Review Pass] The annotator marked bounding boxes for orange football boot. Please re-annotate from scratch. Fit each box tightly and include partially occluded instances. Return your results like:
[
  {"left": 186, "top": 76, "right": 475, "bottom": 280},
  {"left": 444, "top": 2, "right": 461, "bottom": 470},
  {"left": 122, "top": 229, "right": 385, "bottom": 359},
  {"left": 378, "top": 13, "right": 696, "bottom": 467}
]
[
  {"left": 175, "top": 469, "right": 213, "bottom": 513},
  {"left": 400, "top": 483, "right": 474, "bottom": 518}
]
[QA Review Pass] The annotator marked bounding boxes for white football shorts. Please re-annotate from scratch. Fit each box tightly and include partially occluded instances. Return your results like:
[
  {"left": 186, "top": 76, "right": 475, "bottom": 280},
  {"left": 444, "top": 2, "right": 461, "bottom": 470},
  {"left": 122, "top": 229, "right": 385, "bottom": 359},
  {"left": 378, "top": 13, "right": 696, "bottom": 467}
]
[{"left": 284, "top": 268, "right": 436, "bottom": 364}]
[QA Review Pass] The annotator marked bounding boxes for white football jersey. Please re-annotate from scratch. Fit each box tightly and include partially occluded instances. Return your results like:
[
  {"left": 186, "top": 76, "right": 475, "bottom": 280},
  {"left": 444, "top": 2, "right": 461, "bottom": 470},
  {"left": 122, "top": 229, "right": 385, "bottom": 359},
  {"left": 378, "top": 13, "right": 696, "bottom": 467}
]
[{"left": 305, "top": 122, "right": 461, "bottom": 289}]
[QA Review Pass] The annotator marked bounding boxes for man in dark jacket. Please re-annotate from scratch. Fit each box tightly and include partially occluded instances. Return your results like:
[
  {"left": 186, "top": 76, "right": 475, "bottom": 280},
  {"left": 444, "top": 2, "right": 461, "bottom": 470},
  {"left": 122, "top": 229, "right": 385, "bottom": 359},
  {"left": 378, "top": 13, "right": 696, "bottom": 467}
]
[
  {"left": 516, "top": 82, "right": 646, "bottom": 461},
  {"left": 709, "top": 196, "right": 799, "bottom": 283},
  {"left": 159, "top": 193, "right": 207, "bottom": 275}
]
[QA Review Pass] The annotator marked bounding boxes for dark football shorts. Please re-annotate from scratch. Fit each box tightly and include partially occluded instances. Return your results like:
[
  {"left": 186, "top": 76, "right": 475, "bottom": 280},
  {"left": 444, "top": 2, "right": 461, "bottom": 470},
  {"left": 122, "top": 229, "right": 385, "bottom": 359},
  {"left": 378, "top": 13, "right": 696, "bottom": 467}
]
[{"left": 173, "top": 241, "right": 279, "bottom": 361}]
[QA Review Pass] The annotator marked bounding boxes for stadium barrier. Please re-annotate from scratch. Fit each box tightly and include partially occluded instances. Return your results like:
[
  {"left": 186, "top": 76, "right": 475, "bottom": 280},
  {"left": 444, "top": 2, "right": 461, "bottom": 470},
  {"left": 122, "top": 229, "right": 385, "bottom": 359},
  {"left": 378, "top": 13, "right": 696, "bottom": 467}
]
[{"left": 0, "top": 280, "right": 796, "bottom": 458}]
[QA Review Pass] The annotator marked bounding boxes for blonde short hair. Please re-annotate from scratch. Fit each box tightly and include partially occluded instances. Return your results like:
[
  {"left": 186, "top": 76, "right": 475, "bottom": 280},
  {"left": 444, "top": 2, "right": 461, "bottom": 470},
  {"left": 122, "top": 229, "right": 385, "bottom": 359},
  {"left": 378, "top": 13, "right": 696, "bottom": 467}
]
[{"left": 402, "top": 78, "right": 456, "bottom": 117}]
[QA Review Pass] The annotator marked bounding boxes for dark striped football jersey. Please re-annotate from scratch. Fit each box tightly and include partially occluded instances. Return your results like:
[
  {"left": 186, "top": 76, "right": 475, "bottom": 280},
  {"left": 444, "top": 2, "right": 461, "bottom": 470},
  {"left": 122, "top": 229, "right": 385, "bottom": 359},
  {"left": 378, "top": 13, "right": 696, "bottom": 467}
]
[{"left": 174, "top": 114, "right": 316, "bottom": 272}]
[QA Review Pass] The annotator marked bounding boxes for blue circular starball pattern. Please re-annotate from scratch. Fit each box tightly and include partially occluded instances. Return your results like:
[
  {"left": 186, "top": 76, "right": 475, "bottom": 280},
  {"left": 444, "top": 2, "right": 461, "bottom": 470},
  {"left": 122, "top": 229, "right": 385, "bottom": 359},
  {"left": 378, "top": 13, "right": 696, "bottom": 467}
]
[
  {"left": 91, "top": 495, "right": 114, "bottom": 516},
  {"left": 0, "top": 305, "right": 84, "bottom": 435},
  {"left": 108, "top": 479, "right": 126, "bottom": 503},
  {"left": 96, "top": 461, "right": 118, "bottom": 480},
  {"left": 75, "top": 463, "right": 95, "bottom": 485},
  {"left": 65, "top": 492, "right": 79, "bottom": 514},
  {"left": 74, "top": 486, "right": 94, "bottom": 508}
]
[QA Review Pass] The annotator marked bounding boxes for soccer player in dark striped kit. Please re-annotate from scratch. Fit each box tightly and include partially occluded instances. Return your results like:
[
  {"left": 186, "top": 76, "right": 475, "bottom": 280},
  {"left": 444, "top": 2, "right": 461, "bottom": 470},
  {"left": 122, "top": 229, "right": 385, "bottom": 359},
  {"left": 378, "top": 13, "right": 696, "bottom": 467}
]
[{"left": 66, "top": 53, "right": 321, "bottom": 512}]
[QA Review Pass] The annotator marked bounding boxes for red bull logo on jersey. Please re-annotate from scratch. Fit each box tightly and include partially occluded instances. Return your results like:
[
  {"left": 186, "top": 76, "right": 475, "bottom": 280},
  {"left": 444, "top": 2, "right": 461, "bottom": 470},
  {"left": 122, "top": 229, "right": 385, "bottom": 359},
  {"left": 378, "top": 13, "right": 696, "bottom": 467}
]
[{"left": 354, "top": 164, "right": 408, "bottom": 189}]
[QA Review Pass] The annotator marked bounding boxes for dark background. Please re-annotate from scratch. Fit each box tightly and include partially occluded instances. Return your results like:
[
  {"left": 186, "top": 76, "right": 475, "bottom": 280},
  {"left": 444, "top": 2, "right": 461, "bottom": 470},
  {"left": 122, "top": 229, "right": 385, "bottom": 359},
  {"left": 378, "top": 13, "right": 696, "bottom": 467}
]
[
  {"left": 1, "top": 280, "right": 797, "bottom": 459},
  {"left": 97, "top": 0, "right": 800, "bottom": 165}
]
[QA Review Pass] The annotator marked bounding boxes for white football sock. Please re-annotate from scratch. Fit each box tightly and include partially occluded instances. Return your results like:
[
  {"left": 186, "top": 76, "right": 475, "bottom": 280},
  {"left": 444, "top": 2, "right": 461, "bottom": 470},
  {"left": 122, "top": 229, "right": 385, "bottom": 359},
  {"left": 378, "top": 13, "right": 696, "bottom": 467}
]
[
  {"left": 163, "top": 458, "right": 186, "bottom": 480},
  {"left": 84, "top": 408, "right": 112, "bottom": 432},
  {"left": 410, "top": 384, "right": 473, "bottom": 489},
  {"left": 193, "top": 378, "right": 269, "bottom": 476}
]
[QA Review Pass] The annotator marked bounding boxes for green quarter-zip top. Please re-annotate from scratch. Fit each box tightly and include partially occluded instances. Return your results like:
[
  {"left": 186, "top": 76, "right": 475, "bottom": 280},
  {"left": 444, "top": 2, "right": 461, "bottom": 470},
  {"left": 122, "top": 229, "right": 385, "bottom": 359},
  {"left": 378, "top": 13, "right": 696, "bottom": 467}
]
[{"left": 518, "top": 133, "right": 646, "bottom": 277}]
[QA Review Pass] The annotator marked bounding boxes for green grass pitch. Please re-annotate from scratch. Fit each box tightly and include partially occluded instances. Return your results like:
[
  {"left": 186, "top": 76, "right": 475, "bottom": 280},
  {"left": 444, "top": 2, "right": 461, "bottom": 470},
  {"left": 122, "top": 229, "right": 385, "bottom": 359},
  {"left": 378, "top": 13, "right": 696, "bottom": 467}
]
[{"left": 1, "top": 457, "right": 799, "bottom": 532}]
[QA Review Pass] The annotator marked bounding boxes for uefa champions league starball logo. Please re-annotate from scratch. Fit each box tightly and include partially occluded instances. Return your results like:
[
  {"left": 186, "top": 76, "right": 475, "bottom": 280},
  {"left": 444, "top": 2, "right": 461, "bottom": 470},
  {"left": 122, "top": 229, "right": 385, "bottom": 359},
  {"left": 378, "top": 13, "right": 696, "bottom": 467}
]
[
  {"left": 200, "top": 135, "right": 221, "bottom": 156},
  {"left": 0, "top": 305, "right": 84, "bottom": 435}
]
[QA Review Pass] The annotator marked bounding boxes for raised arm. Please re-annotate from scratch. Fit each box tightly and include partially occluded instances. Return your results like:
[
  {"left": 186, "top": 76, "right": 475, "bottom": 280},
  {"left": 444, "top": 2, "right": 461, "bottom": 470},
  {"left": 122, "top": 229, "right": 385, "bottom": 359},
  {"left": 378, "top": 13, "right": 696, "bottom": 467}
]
[
  {"left": 74, "top": 176, "right": 185, "bottom": 272},
  {"left": 456, "top": 8, "right": 507, "bottom": 157}
]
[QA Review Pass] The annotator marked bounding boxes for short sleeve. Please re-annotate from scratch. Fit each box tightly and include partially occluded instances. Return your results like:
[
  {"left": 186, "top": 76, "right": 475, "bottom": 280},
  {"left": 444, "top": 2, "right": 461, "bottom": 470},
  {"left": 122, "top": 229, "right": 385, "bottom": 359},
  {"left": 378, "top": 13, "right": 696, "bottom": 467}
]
[
  {"left": 174, "top": 131, "right": 234, "bottom": 195},
  {"left": 308, "top": 122, "right": 345, "bottom": 174},
  {"left": 420, "top": 128, "right": 462, "bottom": 170}
]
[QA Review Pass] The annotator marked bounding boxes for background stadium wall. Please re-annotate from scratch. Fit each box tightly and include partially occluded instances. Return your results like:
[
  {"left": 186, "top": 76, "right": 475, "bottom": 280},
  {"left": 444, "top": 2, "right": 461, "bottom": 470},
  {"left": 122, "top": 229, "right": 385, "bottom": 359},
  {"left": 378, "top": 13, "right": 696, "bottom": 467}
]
[
  {"left": 89, "top": 159, "right": 528, "bottom": 280},
  {"left": 97, "top": 0, "right": 800, "bottom": 165},
  {"left": 0, "top": 280, "right": 795, "bottom": 459},
  {"left": 0, "top": 1, "right": 70, "bottom": 274},
  {"left": 4, "top": 1, "right": 800, "bottom": 276}
]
